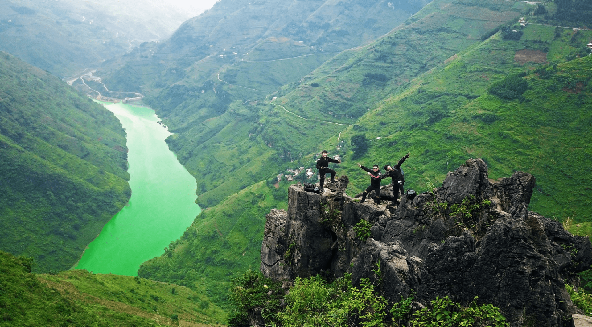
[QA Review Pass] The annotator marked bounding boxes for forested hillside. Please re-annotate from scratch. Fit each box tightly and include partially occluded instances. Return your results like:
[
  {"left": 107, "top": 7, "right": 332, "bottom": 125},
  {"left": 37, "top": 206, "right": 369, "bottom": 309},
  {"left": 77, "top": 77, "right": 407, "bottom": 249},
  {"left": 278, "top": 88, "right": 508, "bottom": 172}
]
[
  {"left": 0, "top": 52, "right": 131, "bottom": 272},
  {"left": 134, "top": 0, "right": 592, "bottom": 310},
  {"left": 98, "top": 0, "right": 430, "bottom": 109}
]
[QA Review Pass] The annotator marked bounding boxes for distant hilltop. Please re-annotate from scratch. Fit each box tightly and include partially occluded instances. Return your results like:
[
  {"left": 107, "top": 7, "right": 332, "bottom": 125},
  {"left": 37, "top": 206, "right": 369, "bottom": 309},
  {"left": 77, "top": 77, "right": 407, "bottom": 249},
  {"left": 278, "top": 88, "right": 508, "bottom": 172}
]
[{"left": 260, "top": 158, "right": 592, "bottom": 326}]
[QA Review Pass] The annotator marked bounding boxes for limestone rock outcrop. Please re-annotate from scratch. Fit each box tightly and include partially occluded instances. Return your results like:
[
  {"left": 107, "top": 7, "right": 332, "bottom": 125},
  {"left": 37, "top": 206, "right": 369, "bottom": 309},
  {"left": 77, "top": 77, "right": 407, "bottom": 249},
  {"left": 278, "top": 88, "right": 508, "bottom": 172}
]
[{"left": 260, "top": 159, "right": 591, "bottom": 326}]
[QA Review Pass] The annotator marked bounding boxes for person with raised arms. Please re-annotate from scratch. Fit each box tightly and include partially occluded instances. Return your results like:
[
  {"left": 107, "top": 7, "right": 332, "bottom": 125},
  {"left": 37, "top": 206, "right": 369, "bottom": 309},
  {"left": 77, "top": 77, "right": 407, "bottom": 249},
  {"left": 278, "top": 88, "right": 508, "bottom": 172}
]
[
  {"left": 383, "top": 153, "right": 410, "bottom": 204},
  {"left": 357, "top": 163, "right": 384, "bottom": 204},
  {"left": 316, "top": 150, "right": 341, "bottom": 192}
]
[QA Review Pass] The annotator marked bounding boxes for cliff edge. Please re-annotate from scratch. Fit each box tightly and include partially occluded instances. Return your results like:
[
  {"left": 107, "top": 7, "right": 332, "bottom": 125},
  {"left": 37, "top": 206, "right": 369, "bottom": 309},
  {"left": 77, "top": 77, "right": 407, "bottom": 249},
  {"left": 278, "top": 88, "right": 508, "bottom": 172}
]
[{"left": 261, "top": 158, "right": 592, "bottom": 326}]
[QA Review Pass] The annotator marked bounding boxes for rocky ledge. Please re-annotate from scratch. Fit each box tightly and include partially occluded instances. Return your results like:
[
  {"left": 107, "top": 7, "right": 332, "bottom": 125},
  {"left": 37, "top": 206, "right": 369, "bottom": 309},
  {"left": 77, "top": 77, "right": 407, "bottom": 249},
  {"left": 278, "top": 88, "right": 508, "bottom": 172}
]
[{"left": 261, "top": 159, "right": 591, "bottom": 327}]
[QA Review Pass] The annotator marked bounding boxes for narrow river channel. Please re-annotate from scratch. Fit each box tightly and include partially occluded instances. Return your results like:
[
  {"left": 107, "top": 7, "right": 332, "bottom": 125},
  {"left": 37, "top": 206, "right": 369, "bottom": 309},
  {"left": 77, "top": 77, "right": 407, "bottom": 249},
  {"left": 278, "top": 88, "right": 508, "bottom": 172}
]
[{"left": 75, "top": 102, "right": 201, "bottom": 276}]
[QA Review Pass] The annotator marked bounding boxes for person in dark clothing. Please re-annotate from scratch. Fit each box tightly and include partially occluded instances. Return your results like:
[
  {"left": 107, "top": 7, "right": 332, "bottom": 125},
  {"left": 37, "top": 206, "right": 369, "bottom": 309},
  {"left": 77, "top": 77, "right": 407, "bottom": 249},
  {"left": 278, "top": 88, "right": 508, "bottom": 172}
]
[
  {"left": 358, "top": 163, "right": 384, "bottom": 204},
  {"left": 383, "top": 153, "right": 409, "bottom": 203},
  {"left": 316, "top": 150, "right": 341, "bottom": 191}
]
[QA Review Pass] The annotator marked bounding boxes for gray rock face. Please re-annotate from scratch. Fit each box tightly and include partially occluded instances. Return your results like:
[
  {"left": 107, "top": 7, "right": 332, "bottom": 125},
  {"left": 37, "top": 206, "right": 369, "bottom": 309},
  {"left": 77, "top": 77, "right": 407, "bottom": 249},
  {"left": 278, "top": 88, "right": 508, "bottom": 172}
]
[{"left": 260, "top": 159, "right": 591, "bottom": 326}]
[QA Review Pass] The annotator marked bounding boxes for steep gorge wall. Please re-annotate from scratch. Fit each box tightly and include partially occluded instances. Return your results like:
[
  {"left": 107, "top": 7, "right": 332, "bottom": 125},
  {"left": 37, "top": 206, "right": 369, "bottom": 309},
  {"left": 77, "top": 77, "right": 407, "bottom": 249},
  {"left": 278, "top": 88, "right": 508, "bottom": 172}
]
[{"left": 261, "top": 159, "right": 592, "bottom": 326}]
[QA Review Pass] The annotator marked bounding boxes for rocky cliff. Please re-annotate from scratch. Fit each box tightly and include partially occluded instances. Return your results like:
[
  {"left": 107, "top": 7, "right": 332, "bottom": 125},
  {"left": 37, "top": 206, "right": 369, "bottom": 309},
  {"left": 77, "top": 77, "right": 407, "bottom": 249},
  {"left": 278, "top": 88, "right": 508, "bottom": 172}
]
[{"left": 261, "top": 159, "right": 592, "bottom": 326}]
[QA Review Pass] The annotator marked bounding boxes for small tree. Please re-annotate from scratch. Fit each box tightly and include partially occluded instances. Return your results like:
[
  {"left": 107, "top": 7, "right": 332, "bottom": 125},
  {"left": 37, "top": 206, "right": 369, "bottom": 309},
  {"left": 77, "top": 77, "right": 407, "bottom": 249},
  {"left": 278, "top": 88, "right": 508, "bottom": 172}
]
[{"left": 488, "top": 74, "right": 528, "bottom": 100}]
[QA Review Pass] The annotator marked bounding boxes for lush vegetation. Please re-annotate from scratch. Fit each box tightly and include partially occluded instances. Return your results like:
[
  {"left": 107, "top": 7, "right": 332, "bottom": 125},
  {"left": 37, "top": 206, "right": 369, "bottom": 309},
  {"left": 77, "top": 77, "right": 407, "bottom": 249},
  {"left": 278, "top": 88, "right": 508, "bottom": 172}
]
[
  {"left": 566, "top": 265, "right": 592, "bottom": 316},
  {"left": 124, "top": 0, "right": 592, "bottom": 314},
  {"left": 0, "top": 52, "right": 131, "bottom": 272},
  {"left": 553, "top": 0, "right": 592, "bottom": 25},
  {"left": 138, "top": 0, "right": 531, "bottom": 213},
  {"left": 567, "top": 284, "right": 592, "bottom": 316},
  {"left": 228, "top": 270, "right": 509, "bottom": 326},
  {"left": 0, "top": 250, "right": 225, "bottom": 326}
]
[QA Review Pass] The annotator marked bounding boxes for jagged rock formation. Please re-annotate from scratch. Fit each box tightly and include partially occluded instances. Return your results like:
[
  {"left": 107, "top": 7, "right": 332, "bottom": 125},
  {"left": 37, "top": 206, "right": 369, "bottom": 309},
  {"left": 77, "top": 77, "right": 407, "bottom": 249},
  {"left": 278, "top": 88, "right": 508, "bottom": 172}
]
[{"left": 261, "top": 159, "right": 592, "bottom": 326}]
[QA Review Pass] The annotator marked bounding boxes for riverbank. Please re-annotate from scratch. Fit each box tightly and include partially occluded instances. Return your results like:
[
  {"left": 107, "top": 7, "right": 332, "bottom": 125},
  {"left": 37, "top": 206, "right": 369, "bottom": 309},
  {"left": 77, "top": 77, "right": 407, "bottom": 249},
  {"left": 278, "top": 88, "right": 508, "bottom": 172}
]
[{"left": 75, "top": 102, "right": 201, "bottom": 276}]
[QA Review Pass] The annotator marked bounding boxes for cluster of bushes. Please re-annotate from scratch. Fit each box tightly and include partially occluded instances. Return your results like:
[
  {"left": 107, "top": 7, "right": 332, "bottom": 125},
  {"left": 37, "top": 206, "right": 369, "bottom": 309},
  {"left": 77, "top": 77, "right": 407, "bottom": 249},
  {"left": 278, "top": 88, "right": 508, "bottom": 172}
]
[
  {"left": 487, "top": 73, "right": 528, "bottom": 100},
  {"left": 228, "top": 270, "right": 509, "bottom": 327}
]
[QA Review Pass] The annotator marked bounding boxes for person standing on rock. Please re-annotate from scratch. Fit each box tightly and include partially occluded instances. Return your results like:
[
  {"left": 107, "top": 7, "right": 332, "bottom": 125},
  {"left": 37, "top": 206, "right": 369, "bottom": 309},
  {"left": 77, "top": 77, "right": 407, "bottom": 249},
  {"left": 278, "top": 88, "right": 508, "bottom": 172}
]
[
  {"left": 383, "top": 153, "right": 410, "bottom": 203},
  {"left": 358, "top": 163, "right": 384, "bottom": 204},
  {"left": 316, "top": 150, "right": 341, "bottom": 192}
]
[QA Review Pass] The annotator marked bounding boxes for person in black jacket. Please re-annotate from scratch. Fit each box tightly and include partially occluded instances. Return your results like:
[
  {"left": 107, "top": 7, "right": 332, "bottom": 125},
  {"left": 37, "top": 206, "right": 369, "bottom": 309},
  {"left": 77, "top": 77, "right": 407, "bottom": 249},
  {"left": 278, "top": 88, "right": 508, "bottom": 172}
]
[
  {"left": 316, "top": 150, "right": 341, "bottom": 191},
  {"left": 383, "top": 153, "right": 409, "bottom": 203},
  {"left": 358, "top": 163, "right": 384, "bottom": 204}
]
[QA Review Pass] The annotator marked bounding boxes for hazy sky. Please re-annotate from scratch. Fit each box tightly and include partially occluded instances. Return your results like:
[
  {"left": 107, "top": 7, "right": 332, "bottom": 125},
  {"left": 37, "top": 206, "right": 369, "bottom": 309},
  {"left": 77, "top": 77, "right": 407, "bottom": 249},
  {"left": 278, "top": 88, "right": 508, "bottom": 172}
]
[{"left": 169, "top": 0, "right": 219, "bottom": 16}]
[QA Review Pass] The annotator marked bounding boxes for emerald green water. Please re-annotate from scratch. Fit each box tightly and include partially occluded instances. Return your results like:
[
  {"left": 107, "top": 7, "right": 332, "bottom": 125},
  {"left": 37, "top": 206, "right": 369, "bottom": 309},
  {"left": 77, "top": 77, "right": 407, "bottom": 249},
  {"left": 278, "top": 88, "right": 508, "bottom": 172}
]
[{"left": 75, "top": 103, "right": 201, "bottom": 276}]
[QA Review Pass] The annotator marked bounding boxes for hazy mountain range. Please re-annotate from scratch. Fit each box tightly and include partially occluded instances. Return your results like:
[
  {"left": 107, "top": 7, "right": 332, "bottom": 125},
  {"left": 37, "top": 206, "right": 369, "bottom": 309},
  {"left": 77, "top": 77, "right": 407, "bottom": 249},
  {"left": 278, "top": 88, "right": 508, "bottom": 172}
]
[{"left": 0, "top": 0, "right": 205, "bottom": 77}]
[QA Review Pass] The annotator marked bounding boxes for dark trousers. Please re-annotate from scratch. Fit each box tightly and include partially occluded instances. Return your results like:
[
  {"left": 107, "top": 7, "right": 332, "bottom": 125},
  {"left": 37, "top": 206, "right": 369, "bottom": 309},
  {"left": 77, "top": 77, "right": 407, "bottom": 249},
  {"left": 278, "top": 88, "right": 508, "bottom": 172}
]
[
  {"left": 362, "top": 185, "right": 381, "bottom": 203},
  {"left": 319, "top": 168, "right": 336, "bottom": 189},
  {"left": 393, "top": 182, "right": 404, "bottom": 200}
]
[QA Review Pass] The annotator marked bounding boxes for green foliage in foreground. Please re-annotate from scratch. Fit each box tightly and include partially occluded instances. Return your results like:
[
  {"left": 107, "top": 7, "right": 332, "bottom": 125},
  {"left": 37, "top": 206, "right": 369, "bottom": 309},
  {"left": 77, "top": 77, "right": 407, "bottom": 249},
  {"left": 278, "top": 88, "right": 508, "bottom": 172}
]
[
  {"left": 566, "top": 284, "right": 592, "bottom": 316},
  {"left": 0, "top": 250, "right": 226, "bottom": 326},
  {"left": 227, "top": 270, "right": 285, "bottom": 326},
  {"left": 410, "top": 296, "right": 509, "bottom": 327},
  {"left": 228, "top": 270, "right": 509, "bottom": 327},
  {"left": 567, "top": 266, "right": 592, "bottom": 316},
  {"left": 354, "top": 219, "right": 373, "bottom": 241}
]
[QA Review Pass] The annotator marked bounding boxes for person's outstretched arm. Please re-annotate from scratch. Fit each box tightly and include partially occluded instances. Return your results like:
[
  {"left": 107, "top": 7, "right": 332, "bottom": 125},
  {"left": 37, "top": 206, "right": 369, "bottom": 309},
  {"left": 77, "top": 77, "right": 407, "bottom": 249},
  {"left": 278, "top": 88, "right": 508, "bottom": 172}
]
[{"left": 396, "top": 153, "right": 410, "bottom": 168}]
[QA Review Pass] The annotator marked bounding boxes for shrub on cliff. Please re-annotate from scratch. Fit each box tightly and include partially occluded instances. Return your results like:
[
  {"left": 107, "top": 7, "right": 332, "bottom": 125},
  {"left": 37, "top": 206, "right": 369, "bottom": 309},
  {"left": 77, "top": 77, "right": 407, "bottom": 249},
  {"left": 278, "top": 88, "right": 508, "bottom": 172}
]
[
  {"left": 228, "top": 270, "right": 284, "bottom": 326},
  {"left": 228, "top": 270, "right": 509, "bottom": 326},
  {"left": 566, "top": 266, "right": 592, "bottom": 315},
  {"left": 277, "top": 274, "right": 388, "bottom": 326}
]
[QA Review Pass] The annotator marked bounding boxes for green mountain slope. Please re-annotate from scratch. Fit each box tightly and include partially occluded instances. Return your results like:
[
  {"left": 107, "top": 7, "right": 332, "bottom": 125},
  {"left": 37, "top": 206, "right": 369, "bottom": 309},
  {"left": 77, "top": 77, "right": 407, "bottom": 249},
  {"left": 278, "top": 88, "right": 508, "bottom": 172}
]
[
  {"left": 0, "top": 52, "right": 131, "bottom": 272},
  {"left": 277, "top": 0, "right": 527, "bottom": 124},
  {"left": 99, "top": 0, "right": 430, "bottom": 107},
  {"left": 0, "top": 250, "right": 225, "bottom": 326},
  {"left": 133, "top": 0, "right": 592, "bottom": 311},
  {"left": 104, "top": 0, "right": 433, "bottom": 210},
  {"left": 160, "top": 0, "right": 528, "bottom": 208},
  {"left": 347, "top": 26, "right": 592, "bottom": 221}
]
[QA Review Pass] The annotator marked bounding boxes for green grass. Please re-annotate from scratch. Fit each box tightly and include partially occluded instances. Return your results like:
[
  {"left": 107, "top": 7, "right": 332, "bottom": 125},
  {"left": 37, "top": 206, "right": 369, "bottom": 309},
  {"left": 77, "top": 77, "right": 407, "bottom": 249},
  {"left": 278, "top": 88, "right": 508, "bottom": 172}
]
[
  {"left": 0, "top": 250, "right": 225, "bottom": 326},
  {"left": 564, "top": 219, "right": 592, "bottom": 242},
  {"left": 39, "top": 270, "right": 227, "bottom": 326}
]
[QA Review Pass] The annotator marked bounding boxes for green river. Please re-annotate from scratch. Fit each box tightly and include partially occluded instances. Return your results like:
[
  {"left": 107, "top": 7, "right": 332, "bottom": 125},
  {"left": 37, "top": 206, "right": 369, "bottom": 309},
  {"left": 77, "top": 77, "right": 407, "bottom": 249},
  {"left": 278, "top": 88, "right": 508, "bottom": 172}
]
[{"left": 75, "top": 103, "right": 201, "bottom": 276}]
